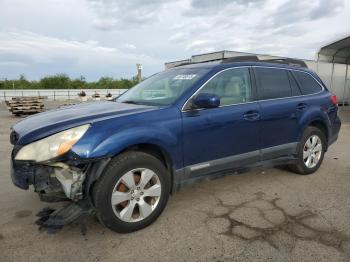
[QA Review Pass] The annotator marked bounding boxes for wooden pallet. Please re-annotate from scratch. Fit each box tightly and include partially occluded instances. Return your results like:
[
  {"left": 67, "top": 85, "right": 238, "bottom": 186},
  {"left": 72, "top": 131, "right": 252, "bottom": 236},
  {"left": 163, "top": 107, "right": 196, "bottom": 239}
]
[
  {"left": 8, "top": 105, "right": 44, "bottom": 111},
  {"left": 6, "top": 102, "right": 44, "bottom": 106},
  {"left": 6, "top": 100, "right": 43, "bottom": 105},
  {"left": 11, "top": 109, "right": 45, "bottom": 115},
  {"left": 10, "top": 96, "right": 47, "bottom": 101},
  {"left": 6, "top": 96, "right": 45, "bottom": 116}
]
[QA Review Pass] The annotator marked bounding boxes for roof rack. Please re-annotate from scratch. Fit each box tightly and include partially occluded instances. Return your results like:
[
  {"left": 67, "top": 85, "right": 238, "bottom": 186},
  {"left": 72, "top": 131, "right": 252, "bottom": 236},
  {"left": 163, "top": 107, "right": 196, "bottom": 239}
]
[
  {"left": 263, "top": 58, "right": 308, "bottom": 68},
  {"left": 221, "top": 56, "right": 308, "bottom": 68},
  {"left": 221, "top": 55, "right": 260, "bottom": 63},
  {"left": 172, "top": 54, "right": 308, "bottom": 68},
  {"left": 173, "top": 59, "right": 222, "bottom": 68}
]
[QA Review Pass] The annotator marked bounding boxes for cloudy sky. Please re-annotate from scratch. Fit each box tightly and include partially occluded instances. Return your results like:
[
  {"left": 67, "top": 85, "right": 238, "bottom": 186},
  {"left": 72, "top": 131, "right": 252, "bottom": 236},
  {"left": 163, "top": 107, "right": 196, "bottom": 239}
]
[{"left": 0, "top": 0, "right": 349, "bottom": 81}]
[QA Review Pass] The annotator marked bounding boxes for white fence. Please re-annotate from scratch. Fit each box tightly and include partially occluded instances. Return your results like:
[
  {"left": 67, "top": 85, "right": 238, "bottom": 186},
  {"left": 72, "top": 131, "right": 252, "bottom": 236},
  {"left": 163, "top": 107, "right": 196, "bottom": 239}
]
[{"left": 0, "top": 89, "right": 127, "bottom": 101}]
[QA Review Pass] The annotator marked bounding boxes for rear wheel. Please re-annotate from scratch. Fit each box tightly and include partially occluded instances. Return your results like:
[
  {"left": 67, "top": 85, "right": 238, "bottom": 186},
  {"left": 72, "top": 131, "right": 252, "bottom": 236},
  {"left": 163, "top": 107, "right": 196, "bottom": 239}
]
[
  {"left": 93, "top": 151, "right": 170, "bottom": 233},
  {"left": 290, "top": 126, "right": 326, "bottom": 175}
]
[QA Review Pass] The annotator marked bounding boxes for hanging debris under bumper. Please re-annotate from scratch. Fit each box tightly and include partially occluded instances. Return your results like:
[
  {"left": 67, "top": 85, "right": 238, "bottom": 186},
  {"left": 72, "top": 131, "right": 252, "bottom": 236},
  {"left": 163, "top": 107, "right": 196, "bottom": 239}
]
[{"left": 35, "top": 200, "right": 92, "bottom": 233}]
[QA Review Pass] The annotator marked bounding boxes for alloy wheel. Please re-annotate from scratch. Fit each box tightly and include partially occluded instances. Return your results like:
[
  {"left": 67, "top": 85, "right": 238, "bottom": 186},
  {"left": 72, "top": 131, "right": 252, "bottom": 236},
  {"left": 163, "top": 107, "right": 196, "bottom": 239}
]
[
  {"left": 111, "top": 168, "right": 161, "bottom": 223},
  {"left": 303, "top": 135, "right": 323, "bottom": 168}
]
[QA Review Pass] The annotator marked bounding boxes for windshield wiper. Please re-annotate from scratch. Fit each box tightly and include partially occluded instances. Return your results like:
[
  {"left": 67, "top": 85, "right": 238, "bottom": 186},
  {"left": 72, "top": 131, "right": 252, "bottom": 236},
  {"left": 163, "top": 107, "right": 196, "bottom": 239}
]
[
  {"left": 121, "top": 100, "right": 161, "bottom": 106},
  {"left": 121, "top": 100, "right": 140, "bottom": 105}
]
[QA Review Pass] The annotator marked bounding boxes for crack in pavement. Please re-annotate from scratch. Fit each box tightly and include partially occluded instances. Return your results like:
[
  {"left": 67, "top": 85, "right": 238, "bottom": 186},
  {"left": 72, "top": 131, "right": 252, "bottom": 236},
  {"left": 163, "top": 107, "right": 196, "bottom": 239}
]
[{"left": 204, "top": 191, "right": 350, "bottom": 258}]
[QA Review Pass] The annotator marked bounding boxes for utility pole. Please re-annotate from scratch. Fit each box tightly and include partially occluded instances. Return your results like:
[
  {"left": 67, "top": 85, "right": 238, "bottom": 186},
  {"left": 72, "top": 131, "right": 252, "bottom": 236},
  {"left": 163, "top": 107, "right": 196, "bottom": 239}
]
[{"left": 136, "top": 63, "right": 143, "bottom": 83}]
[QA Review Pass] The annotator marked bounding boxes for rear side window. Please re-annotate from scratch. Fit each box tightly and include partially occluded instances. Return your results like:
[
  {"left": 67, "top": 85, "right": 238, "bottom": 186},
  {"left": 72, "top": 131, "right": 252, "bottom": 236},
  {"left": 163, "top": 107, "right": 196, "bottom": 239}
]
[
  {"left": 292, "top": 71, "right": 322, "bottom": 95},
  {"left": 255, "top": 68, "right": 292, "bottom": 100}
]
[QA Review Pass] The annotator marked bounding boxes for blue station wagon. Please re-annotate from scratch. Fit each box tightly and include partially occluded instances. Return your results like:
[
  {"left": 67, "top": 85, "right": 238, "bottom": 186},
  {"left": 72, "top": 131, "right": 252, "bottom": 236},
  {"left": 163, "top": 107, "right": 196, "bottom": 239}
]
[{"left": 10, "top": 56, "right": 341, "bottom": 233}]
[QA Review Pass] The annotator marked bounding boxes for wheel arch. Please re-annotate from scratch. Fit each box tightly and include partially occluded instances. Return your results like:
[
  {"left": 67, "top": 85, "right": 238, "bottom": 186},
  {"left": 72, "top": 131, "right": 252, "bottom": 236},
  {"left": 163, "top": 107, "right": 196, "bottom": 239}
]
[
  {"left": 119, "top": 143, "right": 175, "bottom": 193},
  {"left": 309, "top": 120, "right": 328, "bottom": 142},
  {"left": 298, "top": 106, "right": 331, "bottom": 147},
  {"left": 299, "top": 119, "right": 330, "bottom": 151},
  {"left": 86, "top": 142, "right": 176, "bottom": 200}
]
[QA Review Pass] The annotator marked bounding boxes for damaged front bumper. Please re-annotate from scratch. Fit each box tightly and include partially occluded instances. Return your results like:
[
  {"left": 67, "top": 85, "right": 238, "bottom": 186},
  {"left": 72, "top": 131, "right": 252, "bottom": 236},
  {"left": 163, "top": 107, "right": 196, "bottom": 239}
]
[
  {"left": 11, "top": 143, "right": 110, "bottom": 202},
  {"left": 11, "top": 160, "right": 87, "bottom": 202},
  {"left": 11, "top": 150, "right": 110, "bottom": 231}
]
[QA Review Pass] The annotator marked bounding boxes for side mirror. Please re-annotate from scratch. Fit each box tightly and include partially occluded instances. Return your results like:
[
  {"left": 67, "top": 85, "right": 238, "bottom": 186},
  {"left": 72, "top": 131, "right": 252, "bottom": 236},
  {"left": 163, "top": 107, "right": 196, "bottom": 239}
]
[{"left": 193, "top": 93, "right": 220, "bottom": 109}]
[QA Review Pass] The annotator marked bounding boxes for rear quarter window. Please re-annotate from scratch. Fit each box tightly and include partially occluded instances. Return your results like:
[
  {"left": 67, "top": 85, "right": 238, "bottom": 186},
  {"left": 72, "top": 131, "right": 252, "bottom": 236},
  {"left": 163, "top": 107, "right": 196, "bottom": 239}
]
[
  {"left": 255, "top": 67, "right": 292, "bottom": 100},
  {"left": 292, "top": 71, "right": 322, "bottom": 95}
]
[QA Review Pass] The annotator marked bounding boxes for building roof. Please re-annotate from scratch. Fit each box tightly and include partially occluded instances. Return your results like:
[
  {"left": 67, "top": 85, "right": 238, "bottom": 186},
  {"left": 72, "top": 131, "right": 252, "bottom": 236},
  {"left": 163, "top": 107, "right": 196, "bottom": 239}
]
[
  {"left": 317, "top": 36, "right": 350, "bottom": 64},
  {"left": 174, "top": 61, "right": 313, "bottom": 76},
  {"left": 165, "top": 50, "right": 284, "bottom": 69}
]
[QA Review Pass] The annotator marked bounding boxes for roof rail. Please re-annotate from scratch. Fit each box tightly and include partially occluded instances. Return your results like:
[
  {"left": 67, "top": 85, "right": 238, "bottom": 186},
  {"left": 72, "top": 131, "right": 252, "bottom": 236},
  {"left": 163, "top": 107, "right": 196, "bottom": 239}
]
[
  {"left": 221, "top": 56, "right": 308, "bottom": 68},
  {"left": 172, "top": 54, "right": 308, "bottom": 68},
  {"left": 173, "top": 59, "right": 222, "bottom": 68},
  {"left": 221, "top": 55, "right": 260, "bottom": 63},
  {"left": 173, "top": 62, "right": 191, "bottom": 67},
  {"left": 263, "top": 58, "right": 308, "bottom": 68}
]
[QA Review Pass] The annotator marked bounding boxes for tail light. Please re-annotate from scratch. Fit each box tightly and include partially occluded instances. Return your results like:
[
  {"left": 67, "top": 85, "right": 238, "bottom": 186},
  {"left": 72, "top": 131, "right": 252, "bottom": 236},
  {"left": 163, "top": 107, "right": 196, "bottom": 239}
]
[{"left": 330, "top": 94, "right": 338, "bottom": 107}]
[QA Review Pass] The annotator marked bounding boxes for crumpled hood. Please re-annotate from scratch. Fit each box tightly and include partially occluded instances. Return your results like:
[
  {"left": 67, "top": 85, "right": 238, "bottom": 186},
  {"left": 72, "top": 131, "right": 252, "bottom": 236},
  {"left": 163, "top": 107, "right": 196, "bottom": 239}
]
[{"left": 12, "top": 101, "right": 156, "bottom": 145}]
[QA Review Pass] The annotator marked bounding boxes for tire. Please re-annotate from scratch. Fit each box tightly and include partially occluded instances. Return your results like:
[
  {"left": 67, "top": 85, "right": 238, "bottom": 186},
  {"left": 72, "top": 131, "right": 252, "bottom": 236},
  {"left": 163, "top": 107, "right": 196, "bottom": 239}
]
[
  {"left": 92, "top": 151, "right": 171, "bottom": 233},
  {"left": 289, "top": 126, "right": 327, "bottom": 175}
]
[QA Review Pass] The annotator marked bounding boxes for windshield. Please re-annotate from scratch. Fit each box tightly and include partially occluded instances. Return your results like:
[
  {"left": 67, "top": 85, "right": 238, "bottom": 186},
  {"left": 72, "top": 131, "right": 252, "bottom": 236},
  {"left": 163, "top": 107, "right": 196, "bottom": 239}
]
[{"left": 117, "top": 68, "right": 209, "bottom": 106}]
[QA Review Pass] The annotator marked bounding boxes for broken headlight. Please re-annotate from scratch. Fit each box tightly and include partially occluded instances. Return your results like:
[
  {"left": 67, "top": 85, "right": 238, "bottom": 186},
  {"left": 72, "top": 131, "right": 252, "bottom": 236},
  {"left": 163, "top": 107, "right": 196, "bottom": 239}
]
[{"left": 15, "top": 124, "right": 90, "bottom": 162}]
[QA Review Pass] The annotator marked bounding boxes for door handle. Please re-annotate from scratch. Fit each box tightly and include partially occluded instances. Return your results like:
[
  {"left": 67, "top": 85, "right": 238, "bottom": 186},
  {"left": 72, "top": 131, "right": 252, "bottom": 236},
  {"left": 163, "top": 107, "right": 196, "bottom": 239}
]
[
  {"left": 296, "top": 103, "right": 307, "bottom": 111},
  {"left": 243, "top": 111, "right": 260, "bottom": 121}
]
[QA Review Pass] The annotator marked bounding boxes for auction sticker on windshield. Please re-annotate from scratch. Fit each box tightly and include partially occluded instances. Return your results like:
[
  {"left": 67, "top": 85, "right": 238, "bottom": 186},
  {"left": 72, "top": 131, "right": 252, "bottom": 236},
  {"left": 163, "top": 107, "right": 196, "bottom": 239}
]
[{"left": 173, "top": 74, "right": 197, "bottom": 80}]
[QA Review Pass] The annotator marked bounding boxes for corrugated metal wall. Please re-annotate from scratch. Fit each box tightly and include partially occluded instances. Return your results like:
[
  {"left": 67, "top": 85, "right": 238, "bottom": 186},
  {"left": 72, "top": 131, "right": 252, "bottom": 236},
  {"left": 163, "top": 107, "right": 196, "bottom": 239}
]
[{"left": 307, "top": 61, "right": 350, "bottom": 104}]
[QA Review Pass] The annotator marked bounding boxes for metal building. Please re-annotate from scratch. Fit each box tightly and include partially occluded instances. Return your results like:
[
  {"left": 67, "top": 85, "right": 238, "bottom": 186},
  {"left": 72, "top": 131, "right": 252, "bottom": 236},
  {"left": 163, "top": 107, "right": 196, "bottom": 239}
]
[
  {"left": 316, "top": 36, "right": 350, "bottom": 106},
  {"left": 165, "top": 36, "right": 350, "bottom": 105}
]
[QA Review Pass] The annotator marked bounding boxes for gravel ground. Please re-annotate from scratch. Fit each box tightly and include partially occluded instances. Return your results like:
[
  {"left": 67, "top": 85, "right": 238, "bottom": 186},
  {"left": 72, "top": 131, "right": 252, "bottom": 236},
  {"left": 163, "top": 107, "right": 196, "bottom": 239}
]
[{"left": 0, "top": 101, "right": 349, "bottom": 262}]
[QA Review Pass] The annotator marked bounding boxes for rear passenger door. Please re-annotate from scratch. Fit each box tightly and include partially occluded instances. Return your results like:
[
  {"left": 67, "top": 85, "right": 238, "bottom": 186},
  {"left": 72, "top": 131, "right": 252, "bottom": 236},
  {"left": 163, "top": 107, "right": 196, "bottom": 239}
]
[{"left": 254, "top": 67, "right": 302, "bottom": 160}]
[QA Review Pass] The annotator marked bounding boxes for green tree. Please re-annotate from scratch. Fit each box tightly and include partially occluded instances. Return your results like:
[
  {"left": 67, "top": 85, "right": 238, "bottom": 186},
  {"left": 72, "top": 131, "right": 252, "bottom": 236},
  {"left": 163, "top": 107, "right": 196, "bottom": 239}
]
[
  {"left": 40, "top": 74, "right": 71, "bottom": 89},
  {"left": 18, "top": 74, "right": 31, "bottom": 89},
  {"left": 0, "top": 74, "right": 138, "bottom": 90},
  {"left": 70, "top": 75, "right": 86, "bottom": 89}
]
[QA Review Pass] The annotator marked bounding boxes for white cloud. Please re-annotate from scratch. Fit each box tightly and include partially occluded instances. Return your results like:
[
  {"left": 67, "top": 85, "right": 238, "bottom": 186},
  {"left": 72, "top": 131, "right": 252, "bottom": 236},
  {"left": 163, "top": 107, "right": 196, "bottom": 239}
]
[
  {"left": 0, "top": 61, "right": 27, "bottom": 67},
  {"left": 86, "top": 0, "right": 176, "bottom": 30},
  {"left": 167, "top": 0, "right": 350, "bottom": 59},
  {"left": 0, "top": 31, "right": 161, "bottom": 79},
  {"left": 122, "top": 43, "right": 137, "bottom": 50},
  {"left": 0, "top": 0, "right": 349, "bottom": 80},
  {"left": 0, "top": 31, "right": 117, "bottom": 64}
]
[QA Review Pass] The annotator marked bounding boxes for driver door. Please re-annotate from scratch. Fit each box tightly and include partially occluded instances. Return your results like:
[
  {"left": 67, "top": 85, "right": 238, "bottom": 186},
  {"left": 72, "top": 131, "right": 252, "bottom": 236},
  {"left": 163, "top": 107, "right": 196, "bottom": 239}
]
[{"left": 181, "top": 67, "right": 261, "bottom": 178}]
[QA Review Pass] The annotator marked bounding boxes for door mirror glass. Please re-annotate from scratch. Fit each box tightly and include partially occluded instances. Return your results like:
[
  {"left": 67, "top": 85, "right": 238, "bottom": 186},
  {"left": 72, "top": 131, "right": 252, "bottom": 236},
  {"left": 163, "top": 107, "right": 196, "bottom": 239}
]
[{"left": 193, "top": 93, "right": 220, "bottom": 109}]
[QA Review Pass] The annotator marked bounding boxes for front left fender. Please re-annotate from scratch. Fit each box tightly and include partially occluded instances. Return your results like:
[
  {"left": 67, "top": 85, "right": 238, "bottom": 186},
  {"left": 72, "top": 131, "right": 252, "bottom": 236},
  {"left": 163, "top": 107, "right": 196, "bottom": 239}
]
[{"left": 72, "top": 125, "right": 180, "bottom": 166}]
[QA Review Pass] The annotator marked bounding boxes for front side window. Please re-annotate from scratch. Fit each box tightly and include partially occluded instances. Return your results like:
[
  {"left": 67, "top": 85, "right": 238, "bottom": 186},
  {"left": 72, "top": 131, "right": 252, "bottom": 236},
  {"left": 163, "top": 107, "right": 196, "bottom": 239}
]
[
  {"left": 194, "top": 68, "right": 252, "bottom": 107},
  {"left": 117, "top": 68, "right": 209, "bottom": 106},
  {"left": 255, "top": 68, "right": 292, "bottom": 100},
  {"left": 292, "top": 71, "right": 322, "bottom": 95}
]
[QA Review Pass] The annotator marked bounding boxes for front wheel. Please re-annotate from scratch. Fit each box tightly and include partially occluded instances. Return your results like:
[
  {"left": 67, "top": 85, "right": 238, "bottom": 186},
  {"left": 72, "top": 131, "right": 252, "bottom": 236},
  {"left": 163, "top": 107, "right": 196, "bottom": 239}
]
[
  {"left": 290, "top": 126, "right": 326, "bottom": 175},
  {"left": 92, "top": 151, "right": 170, "bottom": 233}
]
